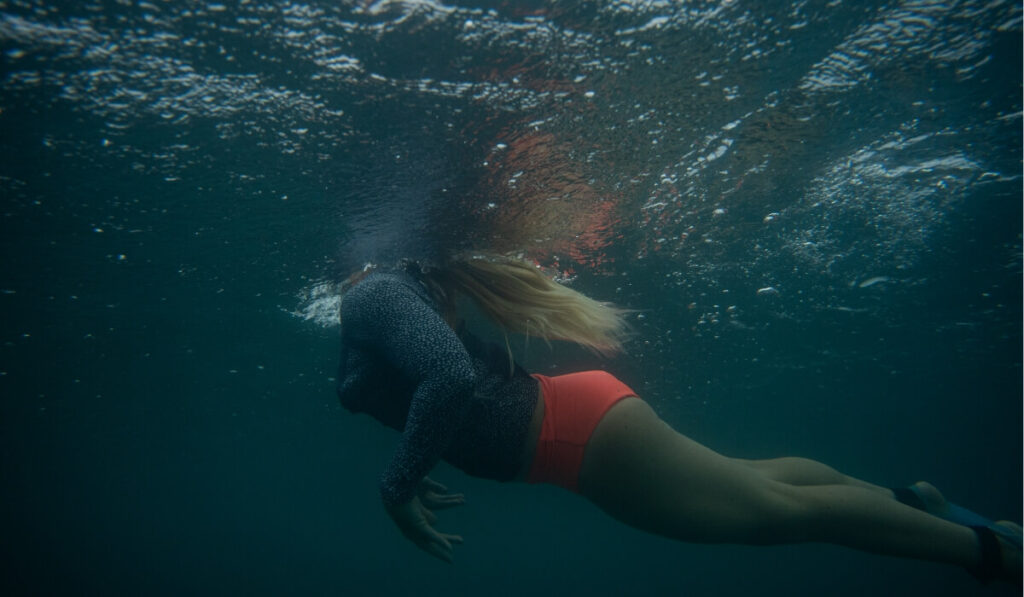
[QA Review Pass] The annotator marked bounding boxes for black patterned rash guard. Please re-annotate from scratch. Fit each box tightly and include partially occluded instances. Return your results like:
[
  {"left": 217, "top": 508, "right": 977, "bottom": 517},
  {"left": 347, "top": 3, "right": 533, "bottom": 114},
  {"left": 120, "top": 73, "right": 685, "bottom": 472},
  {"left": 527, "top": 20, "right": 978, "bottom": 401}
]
[{"left": 337, "top": 270, "right": 539, "bottom": 507}]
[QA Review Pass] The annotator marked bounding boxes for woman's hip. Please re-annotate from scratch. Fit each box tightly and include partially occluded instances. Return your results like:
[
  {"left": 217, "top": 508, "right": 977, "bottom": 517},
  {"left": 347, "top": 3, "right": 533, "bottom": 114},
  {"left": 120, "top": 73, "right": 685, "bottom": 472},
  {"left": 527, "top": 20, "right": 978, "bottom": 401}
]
[{"left": 524, "top": 371, "right": 638, "bottom": 493}]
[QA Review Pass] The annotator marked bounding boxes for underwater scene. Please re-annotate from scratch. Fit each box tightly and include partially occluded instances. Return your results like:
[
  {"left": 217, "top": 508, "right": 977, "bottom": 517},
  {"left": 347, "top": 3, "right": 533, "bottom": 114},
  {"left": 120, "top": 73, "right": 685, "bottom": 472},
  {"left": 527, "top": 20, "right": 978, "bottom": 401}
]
[{"left": 1, "top": 0, "right": 1021, "bottom": 594}]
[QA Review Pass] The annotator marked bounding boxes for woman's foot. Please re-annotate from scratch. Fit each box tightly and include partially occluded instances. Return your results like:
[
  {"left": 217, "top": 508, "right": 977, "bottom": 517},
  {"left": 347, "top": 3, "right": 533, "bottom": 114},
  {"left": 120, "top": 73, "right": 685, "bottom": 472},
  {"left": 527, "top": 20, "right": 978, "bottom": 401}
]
[
  {"left": 994, "top": 521, "right": 1023, "bottom": 582},
  {"left": 908, "top": 481, "right": 948, "bottom": 513},
  {"left": 905, "top": 483, "right": 1022, "bottom": 583},
  {"left": 971, "top": 522, "right": 1023, "bottom": 584},
  {"left": 905, "top": 481, "right": 1000, "bottom": 529}
]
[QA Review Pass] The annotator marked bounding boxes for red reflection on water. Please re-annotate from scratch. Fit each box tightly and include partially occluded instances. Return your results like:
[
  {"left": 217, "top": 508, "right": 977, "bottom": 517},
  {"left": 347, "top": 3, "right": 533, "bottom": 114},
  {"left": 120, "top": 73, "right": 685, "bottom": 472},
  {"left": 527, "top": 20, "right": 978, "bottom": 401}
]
[{"left": 468, "top": 128, "right": 623, "bottom": 271}]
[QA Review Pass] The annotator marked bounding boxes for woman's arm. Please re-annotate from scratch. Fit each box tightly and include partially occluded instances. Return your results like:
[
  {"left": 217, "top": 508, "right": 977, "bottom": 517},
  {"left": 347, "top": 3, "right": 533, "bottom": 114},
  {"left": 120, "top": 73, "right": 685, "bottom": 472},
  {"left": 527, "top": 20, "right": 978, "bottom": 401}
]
[{"left": 341, "top": 275, "right": 474, "bottom": 559}]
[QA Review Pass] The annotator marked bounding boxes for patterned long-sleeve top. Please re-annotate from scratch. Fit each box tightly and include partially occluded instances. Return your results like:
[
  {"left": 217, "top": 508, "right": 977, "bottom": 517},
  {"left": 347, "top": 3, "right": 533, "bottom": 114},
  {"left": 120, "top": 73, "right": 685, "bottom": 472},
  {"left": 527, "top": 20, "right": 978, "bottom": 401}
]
[{"left": 337, "top": 269, "right": 539, "bottom": 507}]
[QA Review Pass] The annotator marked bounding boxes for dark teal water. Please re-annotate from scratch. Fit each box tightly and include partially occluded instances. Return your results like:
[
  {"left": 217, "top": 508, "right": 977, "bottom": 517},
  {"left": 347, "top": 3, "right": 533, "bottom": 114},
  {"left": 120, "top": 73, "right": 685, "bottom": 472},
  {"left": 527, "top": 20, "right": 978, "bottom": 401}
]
[{"left": 1, "top": 1, "right": 1021, "bottom": 594}]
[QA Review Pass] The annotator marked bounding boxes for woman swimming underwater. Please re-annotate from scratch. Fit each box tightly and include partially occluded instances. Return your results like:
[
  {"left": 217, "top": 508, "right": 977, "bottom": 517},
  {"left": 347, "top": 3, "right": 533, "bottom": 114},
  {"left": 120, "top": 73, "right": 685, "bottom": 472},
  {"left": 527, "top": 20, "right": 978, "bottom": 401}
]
[{"left": 335, "top": 253, "right": 1022, "bottom": 584}]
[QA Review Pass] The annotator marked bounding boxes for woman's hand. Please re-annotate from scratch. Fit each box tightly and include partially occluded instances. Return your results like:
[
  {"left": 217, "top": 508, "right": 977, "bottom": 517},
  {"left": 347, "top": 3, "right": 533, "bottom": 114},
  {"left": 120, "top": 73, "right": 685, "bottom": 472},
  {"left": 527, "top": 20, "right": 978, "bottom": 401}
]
[
  {"left": 418, "top": 477, "right": 465, "bottom": 510},
  {"left": 384, "top": 479, "right": 465, "bottom": 563}
]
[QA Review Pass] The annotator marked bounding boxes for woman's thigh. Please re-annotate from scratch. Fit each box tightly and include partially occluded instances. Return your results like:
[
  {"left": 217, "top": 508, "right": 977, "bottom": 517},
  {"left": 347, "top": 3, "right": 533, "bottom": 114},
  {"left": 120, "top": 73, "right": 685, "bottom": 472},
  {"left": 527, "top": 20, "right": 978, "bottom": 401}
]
[{"left": 578, "top": 398, "right": 804, "bottom": 544}]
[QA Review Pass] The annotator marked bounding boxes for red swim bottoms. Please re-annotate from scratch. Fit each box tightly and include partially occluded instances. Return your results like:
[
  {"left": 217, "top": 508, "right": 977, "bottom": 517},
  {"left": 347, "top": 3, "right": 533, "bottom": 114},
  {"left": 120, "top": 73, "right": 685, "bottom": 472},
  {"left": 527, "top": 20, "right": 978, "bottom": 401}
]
[{"left": 527, "top": 371, "right": 637, "bottom": 493}]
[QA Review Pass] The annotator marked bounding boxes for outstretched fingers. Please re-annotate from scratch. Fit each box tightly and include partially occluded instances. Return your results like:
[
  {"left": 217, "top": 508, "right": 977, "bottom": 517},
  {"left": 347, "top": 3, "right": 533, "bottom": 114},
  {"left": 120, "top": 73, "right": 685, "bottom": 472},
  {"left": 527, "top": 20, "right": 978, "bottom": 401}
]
[
  {"left": 419, "top": 478, "right": 466, "bottom": 510},
  {"left": 422, "top": 491, "right": 466, "bottom": 510},
  {"left": 419, "top": 527, "right": 464, "bottom": 564},
  {"left": 421, "top": 477, "right": 449, "bottom": 493},
  {"left": 388, "top": 495, "right": 465, "bottom": 563}
]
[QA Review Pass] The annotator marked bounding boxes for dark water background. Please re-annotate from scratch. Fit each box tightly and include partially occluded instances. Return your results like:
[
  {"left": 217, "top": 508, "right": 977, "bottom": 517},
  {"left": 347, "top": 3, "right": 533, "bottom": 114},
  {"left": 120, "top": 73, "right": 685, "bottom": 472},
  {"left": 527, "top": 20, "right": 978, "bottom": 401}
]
[{"left": 1, "top": 0, "right": 1021, "bottom": 595}]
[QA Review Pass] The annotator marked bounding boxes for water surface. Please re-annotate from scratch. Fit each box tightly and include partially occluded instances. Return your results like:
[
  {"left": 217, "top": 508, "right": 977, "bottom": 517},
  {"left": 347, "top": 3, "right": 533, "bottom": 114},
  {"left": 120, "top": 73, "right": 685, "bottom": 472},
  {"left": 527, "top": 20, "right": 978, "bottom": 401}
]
[{"left": 1, "top": 1, "right": 1020, "bottom": 595}]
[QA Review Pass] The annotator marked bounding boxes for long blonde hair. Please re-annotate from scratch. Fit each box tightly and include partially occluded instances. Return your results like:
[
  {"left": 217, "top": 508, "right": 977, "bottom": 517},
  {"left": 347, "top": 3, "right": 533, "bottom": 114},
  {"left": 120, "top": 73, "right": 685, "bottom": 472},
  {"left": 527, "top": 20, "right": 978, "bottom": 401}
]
[{"left": 423, "top": 254, "right": 631, "bottom": 357}]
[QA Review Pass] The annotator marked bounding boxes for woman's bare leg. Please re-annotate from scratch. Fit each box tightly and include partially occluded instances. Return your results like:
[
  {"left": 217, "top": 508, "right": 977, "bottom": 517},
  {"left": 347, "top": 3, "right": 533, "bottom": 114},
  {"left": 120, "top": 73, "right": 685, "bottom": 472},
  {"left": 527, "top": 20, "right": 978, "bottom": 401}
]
[
  {"left": 579, "top": 398, "right": 1019, "bottom": 580},
  {"left": 735, "top": 457, "right": 892, "bottom": 496}
]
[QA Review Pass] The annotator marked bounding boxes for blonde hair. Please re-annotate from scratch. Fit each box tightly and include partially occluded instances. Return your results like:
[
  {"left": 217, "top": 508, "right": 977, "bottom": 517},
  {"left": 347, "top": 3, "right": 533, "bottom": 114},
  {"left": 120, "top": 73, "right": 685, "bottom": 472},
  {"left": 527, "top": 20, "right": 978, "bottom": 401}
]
[{"left": 424, "top": 254, "right": 631, "bottom": 357}]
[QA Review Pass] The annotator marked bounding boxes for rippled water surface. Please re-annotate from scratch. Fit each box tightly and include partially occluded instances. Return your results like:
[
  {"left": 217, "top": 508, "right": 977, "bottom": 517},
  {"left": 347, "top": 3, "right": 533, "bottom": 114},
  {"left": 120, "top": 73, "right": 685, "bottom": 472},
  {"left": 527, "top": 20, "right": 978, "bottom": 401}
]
[{"left": 1, "top": 1, "right": 1021, "bottom": 595}]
